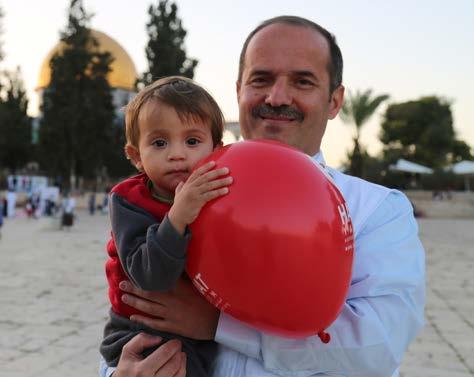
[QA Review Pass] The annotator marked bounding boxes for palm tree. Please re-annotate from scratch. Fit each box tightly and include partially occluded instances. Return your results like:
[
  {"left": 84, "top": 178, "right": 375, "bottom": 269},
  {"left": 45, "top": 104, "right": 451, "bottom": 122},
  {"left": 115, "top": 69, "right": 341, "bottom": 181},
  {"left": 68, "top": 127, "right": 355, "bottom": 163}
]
[{"left": 340, "top": 89, "right": 389, "bottom": 177}]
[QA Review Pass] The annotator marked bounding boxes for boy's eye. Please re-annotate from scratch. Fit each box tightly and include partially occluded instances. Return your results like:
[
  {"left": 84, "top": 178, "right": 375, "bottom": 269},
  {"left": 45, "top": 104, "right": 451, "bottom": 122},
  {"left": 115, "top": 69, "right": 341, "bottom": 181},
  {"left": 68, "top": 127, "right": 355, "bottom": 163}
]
[
  {"left": 186, "top": 137, "right": 200, "bottom": 146},
  {"left": 152, "top": 139, "right": 166, "bottom": 147}
]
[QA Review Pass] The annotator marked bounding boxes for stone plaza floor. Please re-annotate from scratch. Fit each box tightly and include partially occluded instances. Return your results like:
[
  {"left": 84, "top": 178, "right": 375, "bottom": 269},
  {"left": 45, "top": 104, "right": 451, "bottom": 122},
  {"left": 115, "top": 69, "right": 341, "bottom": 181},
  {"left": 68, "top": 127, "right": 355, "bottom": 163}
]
[{"left": 0, "top": 210, "right": 473, "bottom": 376}]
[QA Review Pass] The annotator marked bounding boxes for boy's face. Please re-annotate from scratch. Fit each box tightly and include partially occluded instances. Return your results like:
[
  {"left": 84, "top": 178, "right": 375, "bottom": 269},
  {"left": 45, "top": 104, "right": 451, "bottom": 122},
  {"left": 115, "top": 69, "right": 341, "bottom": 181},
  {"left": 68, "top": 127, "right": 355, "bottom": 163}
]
[{"left": 126, "top": 101, "right": 216, "bottom": 198}]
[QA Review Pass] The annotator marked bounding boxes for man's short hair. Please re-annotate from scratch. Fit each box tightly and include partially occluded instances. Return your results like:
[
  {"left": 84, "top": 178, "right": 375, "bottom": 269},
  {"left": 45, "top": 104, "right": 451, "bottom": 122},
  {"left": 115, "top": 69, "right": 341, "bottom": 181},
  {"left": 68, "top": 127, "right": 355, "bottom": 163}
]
[
  {"left": 125, "top": 76, "right": 224, "bottom": 152},
  {"left": 237, "top": 15, "right": 343, "bottom": 94}
]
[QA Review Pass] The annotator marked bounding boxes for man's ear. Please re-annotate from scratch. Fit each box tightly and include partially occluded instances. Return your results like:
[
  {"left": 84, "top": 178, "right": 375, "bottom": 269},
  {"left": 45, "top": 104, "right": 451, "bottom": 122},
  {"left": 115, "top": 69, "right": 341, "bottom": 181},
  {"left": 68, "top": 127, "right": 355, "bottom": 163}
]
[
  {"left": 328, "top": 85, "right": 345, "bottom": 120},
  {"left": 236, "top": 80, "right": 241, "bottom": 103},
  {"left": 125, "top": 144, "right": 143, "bottom": 171}
]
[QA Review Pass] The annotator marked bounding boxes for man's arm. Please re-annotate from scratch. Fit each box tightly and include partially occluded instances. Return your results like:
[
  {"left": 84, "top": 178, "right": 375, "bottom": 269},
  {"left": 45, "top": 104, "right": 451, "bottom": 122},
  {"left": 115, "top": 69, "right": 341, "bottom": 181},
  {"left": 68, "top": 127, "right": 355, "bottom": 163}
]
[{"left": 119, "top": 277, "right": 220, "bottom": 341}]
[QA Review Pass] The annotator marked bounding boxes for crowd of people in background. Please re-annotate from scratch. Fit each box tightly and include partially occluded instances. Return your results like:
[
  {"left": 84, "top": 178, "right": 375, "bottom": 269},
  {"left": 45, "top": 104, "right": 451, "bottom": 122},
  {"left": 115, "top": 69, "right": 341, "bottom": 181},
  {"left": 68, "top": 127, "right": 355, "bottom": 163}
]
[{"left": 0, "top": 177, "right": 111, "bottom": 237}]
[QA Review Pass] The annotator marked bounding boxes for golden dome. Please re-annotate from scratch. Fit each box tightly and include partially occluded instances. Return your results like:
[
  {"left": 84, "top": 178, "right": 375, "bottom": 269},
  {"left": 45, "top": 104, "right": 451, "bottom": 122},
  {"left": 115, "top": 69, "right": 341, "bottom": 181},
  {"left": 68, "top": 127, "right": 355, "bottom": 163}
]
[{"left": 37, "top": 29, "right": 138, "bottom": 91}]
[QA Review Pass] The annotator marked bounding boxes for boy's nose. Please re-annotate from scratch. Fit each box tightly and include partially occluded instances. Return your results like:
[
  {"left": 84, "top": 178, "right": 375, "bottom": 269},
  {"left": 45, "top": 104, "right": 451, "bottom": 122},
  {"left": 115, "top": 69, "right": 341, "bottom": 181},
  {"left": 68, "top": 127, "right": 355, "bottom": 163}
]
[{"left": 167, "top": 145, "right": 186, "bottom": 160}]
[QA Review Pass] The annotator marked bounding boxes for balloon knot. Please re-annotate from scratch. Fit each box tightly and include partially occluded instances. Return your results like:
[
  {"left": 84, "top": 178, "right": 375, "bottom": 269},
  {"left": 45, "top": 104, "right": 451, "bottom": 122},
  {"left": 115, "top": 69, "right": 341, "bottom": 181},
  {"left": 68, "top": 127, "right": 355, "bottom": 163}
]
[{"left": 318, "top": 331, "right": 331, "bottom": 343}]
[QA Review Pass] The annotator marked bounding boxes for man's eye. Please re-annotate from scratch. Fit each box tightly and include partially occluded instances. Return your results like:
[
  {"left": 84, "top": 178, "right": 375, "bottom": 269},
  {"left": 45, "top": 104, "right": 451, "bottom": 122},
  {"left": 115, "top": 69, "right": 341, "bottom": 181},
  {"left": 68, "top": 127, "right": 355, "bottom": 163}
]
[
  {"left": 152, "top": 139, "right": 166, "bottom": 147},
  {"left": 296, "top": 79, "right": 314, "bottom": 87},
  {"left": 250, "top": 77, "right": 268, "bottom": 86},
  {"left": 187, "top": 138, "right": 200, "bottom": 146}
]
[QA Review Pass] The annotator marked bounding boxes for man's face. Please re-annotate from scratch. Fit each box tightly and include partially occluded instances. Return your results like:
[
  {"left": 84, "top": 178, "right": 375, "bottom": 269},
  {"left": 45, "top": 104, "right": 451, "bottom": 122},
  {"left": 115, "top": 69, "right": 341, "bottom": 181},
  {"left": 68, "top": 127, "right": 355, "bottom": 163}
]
[{"left": 237, "top": 23, "right": 344, "bottom": 156}]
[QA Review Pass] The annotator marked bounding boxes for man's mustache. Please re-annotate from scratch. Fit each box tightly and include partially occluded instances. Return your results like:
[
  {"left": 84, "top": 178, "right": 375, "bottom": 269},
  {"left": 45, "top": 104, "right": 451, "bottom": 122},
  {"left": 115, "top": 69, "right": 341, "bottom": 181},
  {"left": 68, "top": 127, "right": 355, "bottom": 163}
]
[{"left": 251, "top": 104, "right": 304, "bottom": 122}]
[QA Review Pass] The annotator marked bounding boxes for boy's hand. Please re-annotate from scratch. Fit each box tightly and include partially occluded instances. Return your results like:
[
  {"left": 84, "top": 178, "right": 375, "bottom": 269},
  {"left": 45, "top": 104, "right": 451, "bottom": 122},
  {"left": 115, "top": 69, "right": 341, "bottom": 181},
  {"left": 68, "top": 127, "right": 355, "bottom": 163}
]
[{"left": 168, "top": 161, "right": 232, "bottom": 234}]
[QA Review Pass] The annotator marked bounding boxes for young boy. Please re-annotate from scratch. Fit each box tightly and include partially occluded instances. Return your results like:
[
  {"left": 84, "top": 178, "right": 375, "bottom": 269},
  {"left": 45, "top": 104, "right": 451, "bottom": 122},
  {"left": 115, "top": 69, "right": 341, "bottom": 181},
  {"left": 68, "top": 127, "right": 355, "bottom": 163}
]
[{"left": 100, "top": 76, "right": 232, "bottom": 376}]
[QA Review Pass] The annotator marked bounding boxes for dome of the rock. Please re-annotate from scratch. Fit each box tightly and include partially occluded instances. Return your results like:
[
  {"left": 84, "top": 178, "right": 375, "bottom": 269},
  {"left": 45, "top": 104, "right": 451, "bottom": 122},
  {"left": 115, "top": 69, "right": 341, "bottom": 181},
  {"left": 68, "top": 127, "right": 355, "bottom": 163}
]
[{"left": 37, "top": 29, "right": 137, "bottom": 91}]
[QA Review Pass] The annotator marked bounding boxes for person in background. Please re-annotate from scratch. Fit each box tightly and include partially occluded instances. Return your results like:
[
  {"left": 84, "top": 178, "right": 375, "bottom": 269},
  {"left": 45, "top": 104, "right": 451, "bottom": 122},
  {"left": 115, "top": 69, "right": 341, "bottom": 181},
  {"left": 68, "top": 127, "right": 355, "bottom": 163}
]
[
  {"left": 60, "top": 191, "right": 76, "bottom": 230},
  {"left": 6, "top": 188, "right": 16, "bottom": 218},
  {"left": 101, "top": 188, "right": 110, "bottom": 215},
  {"left": 89, "top": 191, "right": 97, "bottom": 215},
  {"left": 0, "top": 195, "right": 4, "bottom": 239}
]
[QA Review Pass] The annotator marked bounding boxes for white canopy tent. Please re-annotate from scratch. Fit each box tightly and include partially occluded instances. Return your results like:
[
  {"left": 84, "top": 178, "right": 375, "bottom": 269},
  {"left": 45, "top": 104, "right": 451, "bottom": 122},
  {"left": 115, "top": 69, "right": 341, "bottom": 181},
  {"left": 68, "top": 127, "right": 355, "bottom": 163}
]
[
  {"left": 449, "top": 160, "right": 474, "bottom": 175},
  {"left": 446, "top": 160, "right": 474, "bottom": 191},
  {"left": 389, "top": 159, "right": 434, "bottom": 175}
]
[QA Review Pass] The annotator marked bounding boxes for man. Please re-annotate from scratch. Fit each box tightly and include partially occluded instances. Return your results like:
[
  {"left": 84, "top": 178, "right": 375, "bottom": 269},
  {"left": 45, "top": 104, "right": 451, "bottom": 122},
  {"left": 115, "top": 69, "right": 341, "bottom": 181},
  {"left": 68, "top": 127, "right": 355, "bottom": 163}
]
[{"left": 101, "top": 15, "right": 425, "bottom": 377}]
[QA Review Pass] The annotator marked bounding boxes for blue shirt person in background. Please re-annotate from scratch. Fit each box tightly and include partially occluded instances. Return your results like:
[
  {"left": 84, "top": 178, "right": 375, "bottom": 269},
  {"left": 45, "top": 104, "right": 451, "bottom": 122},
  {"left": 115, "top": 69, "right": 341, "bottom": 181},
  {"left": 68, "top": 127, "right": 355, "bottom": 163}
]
[
  {"left": 100, "top": 15, "right": 425, "bottom": 377},
  {"left": 0, "top": 196, "right": 4, "bottom": 239}
]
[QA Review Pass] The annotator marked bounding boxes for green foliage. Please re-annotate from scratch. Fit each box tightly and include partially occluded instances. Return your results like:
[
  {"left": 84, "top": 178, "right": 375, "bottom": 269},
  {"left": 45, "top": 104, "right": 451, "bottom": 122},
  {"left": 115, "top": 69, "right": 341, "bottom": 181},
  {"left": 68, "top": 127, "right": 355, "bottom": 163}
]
[
  {"left": 380, "top": 96, "right": 464, "bottom": 168},
  {"left": 38, "top": 0, "right": 115, "bottom": 189},
  {"left": 449, "top": 139, "right": 473, "bottom": 162},
  {"left": 0, "top": 68, "right": 31, "bottom": 172},
  {"left": 102, "top": 115, "right": 135, "bottom": 179},
  {"left": 340, "top": 89, "right": 389, "bottom": 177},
  {"left": 345, "top": 137, "right": 364, "bottom": 177},
  {"left": 141, "top": 0, "right": 198, "bottom": 85}
]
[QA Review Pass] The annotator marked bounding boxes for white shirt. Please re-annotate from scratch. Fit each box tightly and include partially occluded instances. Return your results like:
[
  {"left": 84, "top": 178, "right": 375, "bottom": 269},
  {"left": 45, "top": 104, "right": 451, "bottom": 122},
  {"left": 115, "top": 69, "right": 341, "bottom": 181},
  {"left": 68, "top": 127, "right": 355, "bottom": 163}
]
[
  {"left": 211, "top": 152, "right": 425, "bottom": 377},
  {"left": 62, "top": 197, "right": 76, "bottom": 214}
]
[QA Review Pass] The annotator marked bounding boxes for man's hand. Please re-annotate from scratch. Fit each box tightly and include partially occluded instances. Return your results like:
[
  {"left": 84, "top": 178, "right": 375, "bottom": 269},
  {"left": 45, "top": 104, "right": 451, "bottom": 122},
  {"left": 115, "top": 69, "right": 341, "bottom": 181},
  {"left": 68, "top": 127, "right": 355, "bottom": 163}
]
[
  {"left": 120, "top": 277, "right": 219, "bottom": 340},
  {"left": 168, "top": 161, "right": 232, "bottom": 234},
  {"left": 113, "top": 333, "right": 186, "bottom": 377}
]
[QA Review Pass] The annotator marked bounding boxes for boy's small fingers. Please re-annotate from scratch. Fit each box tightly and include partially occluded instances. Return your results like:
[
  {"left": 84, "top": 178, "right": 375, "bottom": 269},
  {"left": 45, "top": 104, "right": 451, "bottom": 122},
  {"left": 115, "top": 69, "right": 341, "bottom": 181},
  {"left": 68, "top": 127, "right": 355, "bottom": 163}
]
[
  {"left": 192, "top": 161, "right": 216, "bottom": 176},
  {"left": 187, "top": 162, "right": 216, "bottom": 182},
  {"left": 203, "top": 187, "right": 229, "bottom": 201},
  {"left": 198, "top": 168, "right": 229, "bottom": 183},
  {"left": 175, "top": 181, "right": 184, "bottom": 194},
  {"left": 202, "top": 177, "right": 233, "bottom": 191},
  {"left": 214, "top": 167, "right": 230, "bottom": 176}
]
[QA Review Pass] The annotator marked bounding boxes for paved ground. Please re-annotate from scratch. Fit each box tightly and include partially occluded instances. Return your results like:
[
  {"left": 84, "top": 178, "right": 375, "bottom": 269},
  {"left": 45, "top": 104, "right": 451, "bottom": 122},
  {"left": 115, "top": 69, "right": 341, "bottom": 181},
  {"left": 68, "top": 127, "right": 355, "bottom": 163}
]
[{"left": 0, "top": 210, "right": 473, "bottom": 376}]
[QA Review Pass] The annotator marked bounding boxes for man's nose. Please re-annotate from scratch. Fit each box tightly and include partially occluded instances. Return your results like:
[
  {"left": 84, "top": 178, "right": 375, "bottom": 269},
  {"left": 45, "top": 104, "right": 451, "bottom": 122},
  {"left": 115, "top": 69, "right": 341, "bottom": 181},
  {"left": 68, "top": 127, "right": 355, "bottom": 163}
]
[{"left": 265, "top": 78, "right": 292, "bottom": 107}]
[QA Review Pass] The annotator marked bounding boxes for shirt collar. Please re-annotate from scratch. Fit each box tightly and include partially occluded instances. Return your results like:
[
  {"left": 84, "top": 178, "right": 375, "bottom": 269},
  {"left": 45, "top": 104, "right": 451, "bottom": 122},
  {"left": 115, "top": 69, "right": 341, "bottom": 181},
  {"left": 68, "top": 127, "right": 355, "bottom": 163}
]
[
  {"left": 311, "top": 150, "right": 326, "bottom": 167},
  {"left": 146, "top": 179, "right": 174, "bottom": 205}
]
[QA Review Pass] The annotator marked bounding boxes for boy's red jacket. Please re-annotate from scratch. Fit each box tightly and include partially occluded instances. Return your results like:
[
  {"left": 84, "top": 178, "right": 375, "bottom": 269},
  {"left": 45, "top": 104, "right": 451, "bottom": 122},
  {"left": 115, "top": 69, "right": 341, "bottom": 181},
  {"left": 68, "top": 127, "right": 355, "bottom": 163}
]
[{"left": 105, "top": 174, "right": 171, "bottom": 318}]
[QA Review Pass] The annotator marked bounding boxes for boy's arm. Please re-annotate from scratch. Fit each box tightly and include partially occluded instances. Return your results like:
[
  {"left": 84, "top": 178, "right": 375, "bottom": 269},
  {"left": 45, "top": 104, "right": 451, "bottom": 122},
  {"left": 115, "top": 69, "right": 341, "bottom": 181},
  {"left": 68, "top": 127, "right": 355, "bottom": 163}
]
[{"left": 110, "top": 192, "right": 190, "bottom": 291}]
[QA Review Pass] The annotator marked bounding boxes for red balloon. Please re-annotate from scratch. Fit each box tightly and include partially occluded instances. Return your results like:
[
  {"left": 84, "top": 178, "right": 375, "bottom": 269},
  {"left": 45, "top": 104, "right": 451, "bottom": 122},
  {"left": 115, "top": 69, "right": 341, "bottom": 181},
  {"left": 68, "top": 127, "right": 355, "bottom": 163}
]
[{"left": 187, "top": 140, "right": 354, "bottom": 338}]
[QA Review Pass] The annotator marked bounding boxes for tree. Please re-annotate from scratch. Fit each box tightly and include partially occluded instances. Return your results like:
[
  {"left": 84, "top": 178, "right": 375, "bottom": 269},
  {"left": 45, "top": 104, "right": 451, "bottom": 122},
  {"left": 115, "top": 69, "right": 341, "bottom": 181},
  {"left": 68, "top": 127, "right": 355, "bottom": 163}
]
[
  {"left": 0, "top": 68, "right": 31, "bottom": 172},
  {"left": 449, "top": 139, "right": 473, "bottom": 163},
  {"left": 380, "top": 96, "right": 465, "bottom": 168},
  {"left": 340, "top": 89, "right": 389, "bottom": 177},
  {"left": 39, "top": 0, "right": 115, "bottom": 189},
  {"left": 141, "top": 0, "right": 198, "bottom": 85}
]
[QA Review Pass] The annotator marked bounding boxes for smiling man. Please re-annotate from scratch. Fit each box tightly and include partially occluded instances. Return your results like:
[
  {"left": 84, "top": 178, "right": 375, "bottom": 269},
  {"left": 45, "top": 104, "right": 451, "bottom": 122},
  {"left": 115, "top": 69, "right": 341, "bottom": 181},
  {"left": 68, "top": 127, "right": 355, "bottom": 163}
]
[
  {"left": 236, "top": 21, "right": 343, "bottom": 156},
  {"left": 101, "top": 16, "right": 425, "bottom": 377}
]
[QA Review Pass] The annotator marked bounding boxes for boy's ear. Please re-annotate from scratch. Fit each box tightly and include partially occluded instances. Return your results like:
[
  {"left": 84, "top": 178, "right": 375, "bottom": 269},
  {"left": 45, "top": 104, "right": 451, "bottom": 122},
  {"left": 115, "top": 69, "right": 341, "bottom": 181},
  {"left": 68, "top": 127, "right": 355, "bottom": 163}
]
[{"left": 125, "top": 144, "right": 143, "bottom": 171}]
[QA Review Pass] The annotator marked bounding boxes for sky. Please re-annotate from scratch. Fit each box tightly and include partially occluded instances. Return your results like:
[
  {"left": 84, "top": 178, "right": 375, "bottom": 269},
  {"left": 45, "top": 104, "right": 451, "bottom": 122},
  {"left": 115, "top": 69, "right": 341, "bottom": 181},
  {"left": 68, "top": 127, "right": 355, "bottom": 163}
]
[{"left": 1, "top": 0, "right": 473, "bottom": 167}]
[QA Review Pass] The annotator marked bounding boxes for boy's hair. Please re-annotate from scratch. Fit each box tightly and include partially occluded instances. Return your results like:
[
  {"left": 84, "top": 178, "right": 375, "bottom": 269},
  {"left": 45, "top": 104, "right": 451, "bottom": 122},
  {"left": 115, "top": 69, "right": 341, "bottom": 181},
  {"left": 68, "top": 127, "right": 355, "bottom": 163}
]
[{"left": 125, "top": 76, "right": 225, "bottom": 154}]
